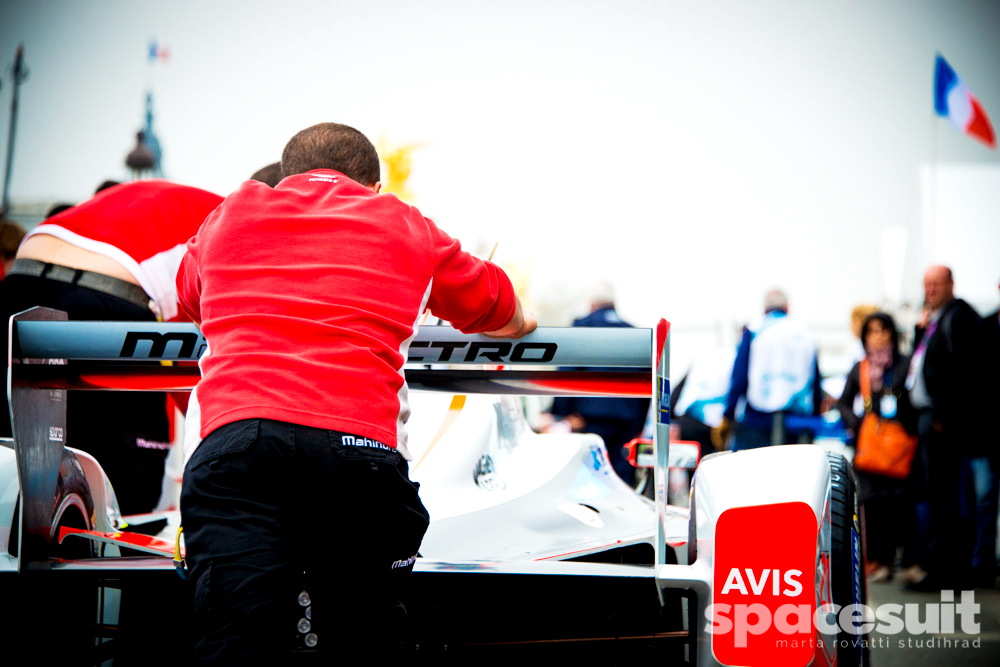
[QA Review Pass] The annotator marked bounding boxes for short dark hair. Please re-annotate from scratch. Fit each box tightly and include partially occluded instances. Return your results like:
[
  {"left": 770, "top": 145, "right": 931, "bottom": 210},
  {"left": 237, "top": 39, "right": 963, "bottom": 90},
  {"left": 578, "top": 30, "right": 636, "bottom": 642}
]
[
  {"left": 46, "top": 203, "right": 74, "bottom": 219},
  {"left": 281, "top": 123, "right": 380, "bottom": 186},
  {"left": 250, "top": 162, "right": 283, "bottom": 187},
  {"left": 861, "top": 312, "right": 901, "bottom": 358},
  {"left": 95, "top": 180, "right": 121, "bottom": 194}
]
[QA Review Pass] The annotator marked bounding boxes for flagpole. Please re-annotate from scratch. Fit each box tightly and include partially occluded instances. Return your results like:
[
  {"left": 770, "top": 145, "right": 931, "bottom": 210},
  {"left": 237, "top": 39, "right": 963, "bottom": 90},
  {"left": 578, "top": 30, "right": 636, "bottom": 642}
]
[
  {"left": 929, "top": 115, "right": 937, "bottom": 264},
  {"left": 925, "top": 62, "right": 939, "bottom": 271},
  {"left": 1, "top": 44, "right": 28, "bottom": 216}
]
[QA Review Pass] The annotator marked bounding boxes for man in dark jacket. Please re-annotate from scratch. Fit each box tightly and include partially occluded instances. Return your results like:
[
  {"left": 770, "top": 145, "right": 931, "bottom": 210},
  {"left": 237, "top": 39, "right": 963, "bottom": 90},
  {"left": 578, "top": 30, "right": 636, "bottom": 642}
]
[
  {"left": 544, "top": 283, "right": 649, "bottom": 485},
  {"left": 905, "top": 265, "right": 985, "bottom": 589},
  {"left": 974, "top": 280, "right": 1000, "bottom": 586}
]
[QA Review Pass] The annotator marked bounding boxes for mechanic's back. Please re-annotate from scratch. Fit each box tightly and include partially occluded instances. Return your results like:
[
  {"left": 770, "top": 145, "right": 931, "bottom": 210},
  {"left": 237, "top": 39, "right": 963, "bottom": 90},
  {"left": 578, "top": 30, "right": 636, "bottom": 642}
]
[
  {"left": 179, "top": 156, "right": 519, "bottom": 456},
  {"left": 177, "top": 122, "right": 534, "bottom": 662}
]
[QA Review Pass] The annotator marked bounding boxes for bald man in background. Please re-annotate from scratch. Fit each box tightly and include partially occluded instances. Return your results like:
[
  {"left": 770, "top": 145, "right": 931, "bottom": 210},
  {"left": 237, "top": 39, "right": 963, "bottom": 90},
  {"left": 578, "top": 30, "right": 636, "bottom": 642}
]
[{"left": 905, "top": 265, "right": 986, "bottom": 590}]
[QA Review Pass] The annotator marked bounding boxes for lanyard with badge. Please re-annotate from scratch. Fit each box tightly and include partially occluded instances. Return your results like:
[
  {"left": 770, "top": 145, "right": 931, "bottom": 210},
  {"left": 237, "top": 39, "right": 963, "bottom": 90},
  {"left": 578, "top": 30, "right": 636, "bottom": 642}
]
[
  {"left": 904, "top": 318, "right": 939, "bottom": 391},
  {"left": 864, "top": 365, "right": 898, "bottom": 419}
]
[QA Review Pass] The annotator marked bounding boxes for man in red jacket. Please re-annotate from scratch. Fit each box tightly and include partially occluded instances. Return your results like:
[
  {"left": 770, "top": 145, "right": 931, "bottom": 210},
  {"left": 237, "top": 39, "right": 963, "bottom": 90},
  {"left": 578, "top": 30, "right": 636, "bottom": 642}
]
[{"left": 178, "top": 122, "right": 535, "bottom": 662}]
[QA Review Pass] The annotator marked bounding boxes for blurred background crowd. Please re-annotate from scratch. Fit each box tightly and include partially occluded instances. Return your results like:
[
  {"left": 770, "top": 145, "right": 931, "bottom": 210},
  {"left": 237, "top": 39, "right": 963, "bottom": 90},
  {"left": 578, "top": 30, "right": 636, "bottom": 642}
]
[{"left": 540, "top": 275, "right": 999, "bottom": 595}]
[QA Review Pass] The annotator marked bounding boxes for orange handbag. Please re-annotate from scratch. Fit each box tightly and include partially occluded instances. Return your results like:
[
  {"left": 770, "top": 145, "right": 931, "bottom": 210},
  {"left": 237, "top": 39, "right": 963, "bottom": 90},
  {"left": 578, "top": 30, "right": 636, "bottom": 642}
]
[{"left": 853, "top": 359, "right": 918, "bottom": 479}]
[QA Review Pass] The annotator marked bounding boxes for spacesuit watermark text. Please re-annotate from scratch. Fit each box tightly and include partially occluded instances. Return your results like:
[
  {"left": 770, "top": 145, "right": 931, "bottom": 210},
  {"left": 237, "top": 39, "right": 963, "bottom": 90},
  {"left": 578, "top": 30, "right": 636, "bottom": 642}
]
[{"left": 706, "top": 591, "right": 981, "bottom": 647}]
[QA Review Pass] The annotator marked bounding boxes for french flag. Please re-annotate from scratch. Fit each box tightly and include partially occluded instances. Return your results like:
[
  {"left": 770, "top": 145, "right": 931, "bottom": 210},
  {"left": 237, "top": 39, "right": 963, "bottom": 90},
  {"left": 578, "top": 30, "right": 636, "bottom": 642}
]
[{"left": 934, "top": 54, "right": 995, "bottom": 149}]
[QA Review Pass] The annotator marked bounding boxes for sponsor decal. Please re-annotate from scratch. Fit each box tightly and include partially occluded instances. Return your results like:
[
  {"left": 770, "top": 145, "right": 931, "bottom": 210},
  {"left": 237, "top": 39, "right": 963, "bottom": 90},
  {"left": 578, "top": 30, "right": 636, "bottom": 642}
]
[
  {"left": 708, "top": 502, "right": 984, "bottom": 661},
  {"left": 657, "top": 377, "right": 670, "bottom": 424},
  {"left": 590, "top": 446, "right": 607, "bottom": 471},
  {"left": 711, "top": 502, "right": 817, "bottom": 667},
  {"left": 567, "top": 446, "right": 614, "bottom": 501},
  {"left": 408, "top": 340, "right": 557, "bottom": 363},
  {"left": 391, "top": 554, "right": 418, "bottom": 569},
  {"left": 120, "top": 331, "right": 203, "bottom": 359},
  {"left": 49, "top": 426, "right": 64, "bottom": 442},
  {"left": 135, "top": 438, "right": 171, "bottom": 450},
  {"left": 474, "top": 454, "right": 505, "bottom": 491},
  {"left": 341, "top": 435, "right": 393, "bottom": 451}
]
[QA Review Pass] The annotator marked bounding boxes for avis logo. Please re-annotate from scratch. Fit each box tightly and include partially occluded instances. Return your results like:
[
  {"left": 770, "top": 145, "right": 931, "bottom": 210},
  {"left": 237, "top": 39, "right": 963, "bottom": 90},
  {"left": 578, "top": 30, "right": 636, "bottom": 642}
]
[
  {"left": 721, "top": 568, "right": 804, "bottom": 597},
  {"left": 712, "top": 502, "right": 818, "bottom": 667}
]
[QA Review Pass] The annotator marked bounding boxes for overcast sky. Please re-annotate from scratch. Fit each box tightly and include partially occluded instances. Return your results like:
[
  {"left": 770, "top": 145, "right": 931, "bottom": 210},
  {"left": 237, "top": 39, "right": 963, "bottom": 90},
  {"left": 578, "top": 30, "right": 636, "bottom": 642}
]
[{"left": 2, "top": 0, "right": 998, "bottom": 371}]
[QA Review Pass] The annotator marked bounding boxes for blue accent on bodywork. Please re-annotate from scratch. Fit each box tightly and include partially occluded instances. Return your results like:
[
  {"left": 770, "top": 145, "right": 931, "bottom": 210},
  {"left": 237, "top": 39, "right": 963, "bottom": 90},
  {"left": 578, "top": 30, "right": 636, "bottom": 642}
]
[
  {"left": 568, "top": 445, "right": 614, "bottom": 501},
  {"left": 658, "top": 377, "right": 670, "bottom": 425}
]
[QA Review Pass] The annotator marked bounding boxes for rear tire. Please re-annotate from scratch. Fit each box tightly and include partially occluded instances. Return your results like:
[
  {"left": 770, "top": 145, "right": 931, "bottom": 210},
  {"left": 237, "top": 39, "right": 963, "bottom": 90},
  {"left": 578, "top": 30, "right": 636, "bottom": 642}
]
[
  {"left": 828, "top": 452, "right": 869, "bottom": 666},
  {"left": 52, "top": 450, "right": 96, "bottom": 559}
]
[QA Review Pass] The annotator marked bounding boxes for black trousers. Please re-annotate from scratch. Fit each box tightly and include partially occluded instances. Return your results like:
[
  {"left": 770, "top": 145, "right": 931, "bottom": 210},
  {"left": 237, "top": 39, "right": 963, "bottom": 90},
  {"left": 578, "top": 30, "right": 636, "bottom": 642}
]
[
  {"left": 913, "top": 410, "right": 973, "bottom": 587},
  {"left": 181, "top": 418, "right": 430, "bottom": 664},
  {"left": 1, "top": 274, "right": 169, "bottom": 514}
]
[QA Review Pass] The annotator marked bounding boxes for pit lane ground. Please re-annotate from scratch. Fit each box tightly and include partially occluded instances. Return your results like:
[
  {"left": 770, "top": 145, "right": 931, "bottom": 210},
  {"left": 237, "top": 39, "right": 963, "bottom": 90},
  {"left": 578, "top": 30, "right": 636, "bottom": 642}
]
[{"left": 867, "top": 579, "right": 1000, "bottom": 666}]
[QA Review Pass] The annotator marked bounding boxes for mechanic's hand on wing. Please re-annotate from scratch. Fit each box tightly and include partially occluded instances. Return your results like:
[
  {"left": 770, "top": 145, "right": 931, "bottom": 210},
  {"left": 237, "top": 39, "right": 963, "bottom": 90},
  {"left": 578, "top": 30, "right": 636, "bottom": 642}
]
[
  {"left": 710, "top": 418, "right": 733, "bottom": 451},
  {"left": 484, "top": 298, "right": 537, "bottom": 339}
]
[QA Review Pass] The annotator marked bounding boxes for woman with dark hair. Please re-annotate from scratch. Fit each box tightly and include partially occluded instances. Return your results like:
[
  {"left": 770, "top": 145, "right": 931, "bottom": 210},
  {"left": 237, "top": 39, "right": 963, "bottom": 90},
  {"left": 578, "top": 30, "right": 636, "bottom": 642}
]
[{"left": 838, "top": 312, "right": 919, "bottom": 582}]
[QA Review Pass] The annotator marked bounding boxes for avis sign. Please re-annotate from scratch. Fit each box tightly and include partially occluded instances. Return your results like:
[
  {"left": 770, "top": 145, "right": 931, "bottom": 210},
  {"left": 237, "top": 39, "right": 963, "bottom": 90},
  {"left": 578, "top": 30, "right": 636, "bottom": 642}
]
[{"left": 712, "top": 502, "right": 818, "bottom": 667}]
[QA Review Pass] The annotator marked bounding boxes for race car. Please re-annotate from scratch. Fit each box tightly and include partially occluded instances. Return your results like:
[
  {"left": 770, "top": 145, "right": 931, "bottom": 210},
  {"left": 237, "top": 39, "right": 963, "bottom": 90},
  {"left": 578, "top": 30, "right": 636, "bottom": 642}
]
[{"left": 3, "top": 307, "right": 868, "bottom": 665}]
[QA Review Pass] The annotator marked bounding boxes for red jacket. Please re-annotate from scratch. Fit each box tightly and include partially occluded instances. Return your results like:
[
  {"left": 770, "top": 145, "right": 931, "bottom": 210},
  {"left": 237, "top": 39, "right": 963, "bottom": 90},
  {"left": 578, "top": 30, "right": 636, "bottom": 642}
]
[{"left": 177, "top": 170, "right": 516, "bottom": 456}]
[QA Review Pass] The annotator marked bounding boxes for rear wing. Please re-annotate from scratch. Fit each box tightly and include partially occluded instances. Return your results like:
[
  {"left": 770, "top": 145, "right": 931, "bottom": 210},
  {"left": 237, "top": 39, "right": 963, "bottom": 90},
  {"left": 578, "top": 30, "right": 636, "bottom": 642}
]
[
  {"left": 8, "top": 308, "right": 672, "bottom": 570},
  {"left": 11, "top": 317, "right": 656, "bottom": 395}
]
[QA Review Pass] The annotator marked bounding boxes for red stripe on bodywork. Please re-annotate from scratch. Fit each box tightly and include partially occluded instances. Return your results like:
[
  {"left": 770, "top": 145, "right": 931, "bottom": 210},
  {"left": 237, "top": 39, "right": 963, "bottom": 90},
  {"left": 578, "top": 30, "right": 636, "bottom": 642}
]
[
  {"left": 532, "top": 376, "right": 650, "bottom": 397},
  {"left": 59, "top": 526, "right": 178, "bottom": 557},
  {"left": 77, "top": 370, "right": 201, "bottom": 391},
  {"left": 656, "top": 319, "right": 669, "bottom": 370}
]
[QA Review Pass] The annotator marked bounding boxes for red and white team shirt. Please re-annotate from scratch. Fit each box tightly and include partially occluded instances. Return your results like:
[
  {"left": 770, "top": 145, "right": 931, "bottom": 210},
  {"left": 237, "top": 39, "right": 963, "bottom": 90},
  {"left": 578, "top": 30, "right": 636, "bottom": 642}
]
[
  {"left": 177, "top": 170, "right": 516, "bottom": 458},
  {"left": 24, "top": 181, "right": 223, "bottom": 321}
]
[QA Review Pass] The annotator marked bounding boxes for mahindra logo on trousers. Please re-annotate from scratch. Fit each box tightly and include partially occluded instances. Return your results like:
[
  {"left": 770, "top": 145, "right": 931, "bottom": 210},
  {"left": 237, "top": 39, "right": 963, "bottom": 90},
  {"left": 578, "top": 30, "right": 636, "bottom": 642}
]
[
  {"left": 409, "top": 340, "right": 557, "bottom": 363},
  {"left": 342, "top": 435, "right": 392, "bottom": 451}
]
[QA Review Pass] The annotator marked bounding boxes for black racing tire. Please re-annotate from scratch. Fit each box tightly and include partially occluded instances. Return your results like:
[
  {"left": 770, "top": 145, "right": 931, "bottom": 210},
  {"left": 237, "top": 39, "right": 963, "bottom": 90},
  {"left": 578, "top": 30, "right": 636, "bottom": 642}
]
[
  {"left": 828, "top": 452, "right": 870, "bottom": 667},
  {"left": 51, "top": 450, "right": 96, "bottom": 559}
]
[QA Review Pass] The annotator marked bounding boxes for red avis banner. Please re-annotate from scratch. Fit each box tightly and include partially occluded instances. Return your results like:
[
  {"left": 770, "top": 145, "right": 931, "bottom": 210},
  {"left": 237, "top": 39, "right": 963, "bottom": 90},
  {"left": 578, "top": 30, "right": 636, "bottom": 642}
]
[{"left": 712, "top": 502, "right": 818, "bottom": 667}]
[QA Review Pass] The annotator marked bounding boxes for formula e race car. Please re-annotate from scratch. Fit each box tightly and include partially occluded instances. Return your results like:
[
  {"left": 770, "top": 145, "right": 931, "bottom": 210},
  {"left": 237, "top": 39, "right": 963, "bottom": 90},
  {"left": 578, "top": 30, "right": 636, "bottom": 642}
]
[{"left": 2, "top": 307, "right": 868, "bottom": 665}]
